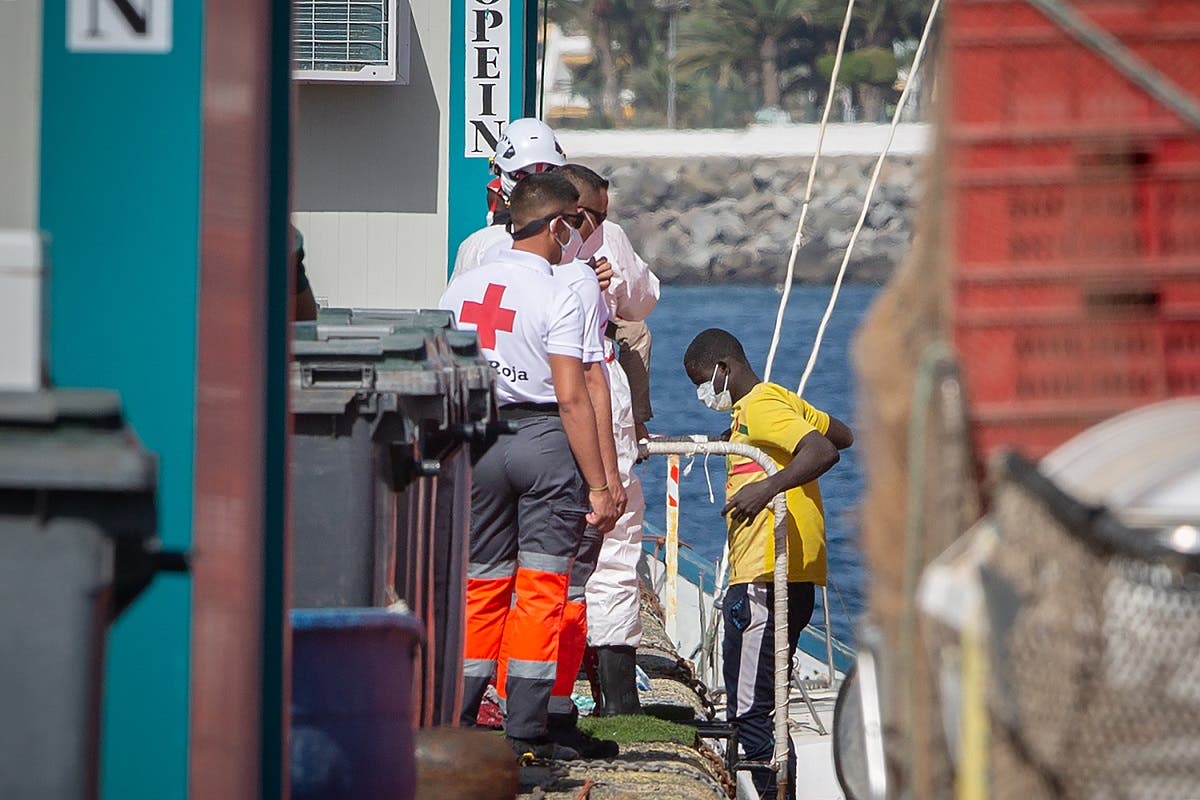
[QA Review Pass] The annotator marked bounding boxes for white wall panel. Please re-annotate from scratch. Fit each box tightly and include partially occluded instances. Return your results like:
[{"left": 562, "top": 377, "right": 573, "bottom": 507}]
[
  {"left": 365, "top": 213, "right": 400, "bottom": 307},
  {"left": 292, "top": 211, "right": 447, "bottom": 309},
  {"left": 291, "top": 0, "right": 450, "bottom": 312},
  {"left": 336, "top": 214, "right": 369, "bottom": 306}
]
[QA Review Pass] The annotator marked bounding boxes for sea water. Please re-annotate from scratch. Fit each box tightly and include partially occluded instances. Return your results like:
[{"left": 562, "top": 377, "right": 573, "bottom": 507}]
[{"left": 635, "top": 283, "right": 879, "bottom": 643}]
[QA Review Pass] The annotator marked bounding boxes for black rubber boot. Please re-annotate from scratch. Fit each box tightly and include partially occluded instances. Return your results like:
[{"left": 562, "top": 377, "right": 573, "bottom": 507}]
[
  {"left": 595, "top": 645, "right": 643, "bottom": 716},
  {"left": 547, "top": 707, "right": 619, "bottom": 759},
  {"left": 505, "top": 734, "right": 579, "bottom": 763}
]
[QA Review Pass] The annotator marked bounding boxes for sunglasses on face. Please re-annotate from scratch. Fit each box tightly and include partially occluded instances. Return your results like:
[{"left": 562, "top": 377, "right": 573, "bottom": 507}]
[
  {"left": 580, "top": 206, "right": 607, "bottom": 227},
  {"left": 560, "top": 210, "right": 586, "bottom": 229}
]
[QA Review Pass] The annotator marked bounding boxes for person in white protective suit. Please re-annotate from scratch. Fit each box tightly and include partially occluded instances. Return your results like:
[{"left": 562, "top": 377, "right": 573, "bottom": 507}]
[{"left": 571, "top": 182, "right": 660, "bottom": 716}]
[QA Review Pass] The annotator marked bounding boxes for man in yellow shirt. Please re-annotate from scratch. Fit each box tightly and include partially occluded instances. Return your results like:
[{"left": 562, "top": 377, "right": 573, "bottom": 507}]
[{"left": 683, "top": 328, "right": 853, "bottom": 800}]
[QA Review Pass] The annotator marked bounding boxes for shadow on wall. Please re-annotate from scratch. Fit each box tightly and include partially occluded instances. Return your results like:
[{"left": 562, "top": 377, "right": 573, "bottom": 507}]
[{"left": 293, "top": 25, "right": 438, "bottom": 214}]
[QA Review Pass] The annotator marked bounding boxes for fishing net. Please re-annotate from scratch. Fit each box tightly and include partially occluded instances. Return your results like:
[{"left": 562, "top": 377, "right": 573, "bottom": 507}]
[{"left": 980, "top": 456, "right": 1200, "bottom": 799}]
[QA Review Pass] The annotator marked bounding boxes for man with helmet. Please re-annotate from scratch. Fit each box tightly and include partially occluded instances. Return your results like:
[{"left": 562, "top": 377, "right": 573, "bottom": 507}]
[
  {"left": 486, "top": 117, "right": 567, "bottom": 226},
  {"left": 456, "top": 118, "right": 573, "bottom": 275},
  {"left": 448, "top": 123, "right": 629, "bottom": 758}
]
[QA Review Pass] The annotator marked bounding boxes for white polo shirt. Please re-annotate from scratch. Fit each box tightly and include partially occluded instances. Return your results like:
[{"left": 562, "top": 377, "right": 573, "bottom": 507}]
[
  {"left": 554, "top": 259, "right": 609, "bottom": 365},
  {"left": 453, "top": 225, "right": 511, "bottom": 279},
  {"left": 595, "top": 220, "right": 660, "bottom": 322},
  {"left": 452, "top": 223, "right": 608, "bottom": 364},
  {"left": 439, "top": 248, "right": 586, "bottom": 406}
]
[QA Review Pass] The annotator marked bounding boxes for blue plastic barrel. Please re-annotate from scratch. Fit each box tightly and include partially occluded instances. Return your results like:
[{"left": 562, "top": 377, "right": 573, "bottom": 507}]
[{"left": 290, "top": 608, "right": 423, "bottom": 800}]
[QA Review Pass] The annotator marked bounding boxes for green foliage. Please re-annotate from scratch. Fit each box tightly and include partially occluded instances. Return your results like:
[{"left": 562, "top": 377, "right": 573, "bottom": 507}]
[
  {"left": 816, "top": 46, "right": 898, "bottom": 86},
  {"left": 577, "top": 714, "right": 699, "bottom": 745},
  {"left": 546, "top": 0, "right": 928, "bottom": 128}
]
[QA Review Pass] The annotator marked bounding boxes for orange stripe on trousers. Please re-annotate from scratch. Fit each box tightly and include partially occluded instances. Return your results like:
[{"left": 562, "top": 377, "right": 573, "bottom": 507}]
[
  {"left": 552, "top": 600, "right": 588, "bottom": 699},
  {"left": 496, "top": 567, "right": 570, "bottom": 699},
  {"left": 464, "top": 575, "right": 516, "bottom": 665}
]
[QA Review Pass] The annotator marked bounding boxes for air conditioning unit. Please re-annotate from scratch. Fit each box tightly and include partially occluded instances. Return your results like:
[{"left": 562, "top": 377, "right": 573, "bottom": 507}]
[{"left": 293, "top": 0, "right": 410, "bottom": 83}]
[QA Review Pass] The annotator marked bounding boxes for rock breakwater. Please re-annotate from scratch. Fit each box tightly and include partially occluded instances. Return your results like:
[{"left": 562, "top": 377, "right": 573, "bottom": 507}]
[{"left": 590, "top": 155, "right": 922, "bottom": 285}]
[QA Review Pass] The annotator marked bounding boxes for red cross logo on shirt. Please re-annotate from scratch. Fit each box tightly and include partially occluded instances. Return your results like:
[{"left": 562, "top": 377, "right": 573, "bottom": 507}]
[{"left": 460, "top": 283, "right": 516, "bottom": 349}]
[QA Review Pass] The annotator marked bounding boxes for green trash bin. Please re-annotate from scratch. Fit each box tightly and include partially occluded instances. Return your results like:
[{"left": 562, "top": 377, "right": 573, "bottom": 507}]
[
  {"left": 322, "top": 308, "right": 497, "bottom": 438},
  {"left": 290, "top": 328, "right": 452, "bottom": 609},
  {"left": 303, "top": 309, "right": 498, "bottom": 726},
  {"left": 0, "top": 390, "right": 177, "bottom": 800}
]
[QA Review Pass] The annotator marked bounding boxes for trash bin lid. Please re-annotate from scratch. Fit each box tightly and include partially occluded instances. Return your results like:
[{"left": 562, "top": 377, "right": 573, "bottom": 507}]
[
  {"left": 292, "top": 312, "right": 484, "bottom": 427},
  {"left": 347, "top": 308, "right": 454, "bottom": 330},
  {"left": 314, "top": 307, "right": 352, "bottom": 325},
  {"left": 311, "top": 308, "right": 454, "bottom": 330},
  {"left": 0, "top": 390, "right": 156, "bottom": 491},
  {"left": 292, "top": 331, "right": 427, "bottom": 360},
  {"left": 291, "top": 330, "right": 446, "bottom": 416},
  {"left": 291, "top": 606, "right": 425, "bottom": 638}
]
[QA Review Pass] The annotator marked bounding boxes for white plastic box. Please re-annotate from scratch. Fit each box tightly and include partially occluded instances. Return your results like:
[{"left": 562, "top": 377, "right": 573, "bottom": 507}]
[{"left": 0, "top": 230, "right": 45, "bottom": 391}]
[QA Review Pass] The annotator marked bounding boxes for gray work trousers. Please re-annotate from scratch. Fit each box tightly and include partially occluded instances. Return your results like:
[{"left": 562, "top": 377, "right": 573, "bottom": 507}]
[{"left": 460, "top": 413, "right": 589, "bottom": 739}]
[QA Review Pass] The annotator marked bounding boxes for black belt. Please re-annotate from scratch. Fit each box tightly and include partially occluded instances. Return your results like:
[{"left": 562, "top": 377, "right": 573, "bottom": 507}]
[
  {"left": 499, "top": 402, "right": 560, "bottom": 420},
  {"left": 605, "top": 320, "right": 619, "bottom": 339}
]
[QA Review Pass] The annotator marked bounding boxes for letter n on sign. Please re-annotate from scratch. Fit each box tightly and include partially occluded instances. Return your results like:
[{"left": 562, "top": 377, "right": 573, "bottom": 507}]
[
  {"left": 69, "top": 0, "right": 173, "bottom": 53},
  {"left": 465, "top": 0, "right": 510, "bottom": 157}
]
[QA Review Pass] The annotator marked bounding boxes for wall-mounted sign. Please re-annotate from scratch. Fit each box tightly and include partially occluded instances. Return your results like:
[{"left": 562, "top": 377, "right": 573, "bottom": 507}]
[
  {"left": 465, "top": 0, "right": 510, "bottom": 158},
  {"left": 68, "top": 0, "right": 172, "bottom": 53}
]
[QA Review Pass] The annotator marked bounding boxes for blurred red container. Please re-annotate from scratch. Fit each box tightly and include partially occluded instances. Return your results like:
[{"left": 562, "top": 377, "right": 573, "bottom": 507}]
[{"left": 945, "top": 0, "right": 1200, "bottom": 458}]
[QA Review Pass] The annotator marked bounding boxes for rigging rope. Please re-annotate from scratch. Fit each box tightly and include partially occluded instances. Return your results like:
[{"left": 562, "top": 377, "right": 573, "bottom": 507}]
[
  {"left": 795, "top": 0, "right": 943, "bottom": 397},
  {"left": 762, "top": 0, "right": 858, "bottom": 383}
]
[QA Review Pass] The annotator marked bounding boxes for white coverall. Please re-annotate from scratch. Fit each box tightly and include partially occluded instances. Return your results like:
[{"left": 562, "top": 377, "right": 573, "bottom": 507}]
[
  {"left": 452, "top": 221, "right": 660, "bottom": 648},
  {"left": 584, "top": 221, "right": 659, "bottom": 648}
]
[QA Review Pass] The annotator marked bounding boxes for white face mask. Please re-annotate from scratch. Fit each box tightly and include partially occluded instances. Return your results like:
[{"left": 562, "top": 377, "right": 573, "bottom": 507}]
[
  {"left": 577, "top": 214, "right": 605, "bottom": 261},
  {"left": 696, "top": 365, "right": 732, "bottom": 412},
  {"left": 554, "top": 219, "right": 584, "bottom": 265},
  {"left": 499, "top": 171, "right": 519, "bottom": 200}
]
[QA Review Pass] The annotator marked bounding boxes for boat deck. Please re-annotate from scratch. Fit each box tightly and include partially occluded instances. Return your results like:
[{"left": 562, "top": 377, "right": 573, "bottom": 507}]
[
  {"left": 514, "top": 560, "right": 846, "bottom": 799},
  {"left": 514, "top": 683, "right": 843, "bottom": 800},
  {"left": 787, "top": 685, "right": 843, "bottom": 800}
]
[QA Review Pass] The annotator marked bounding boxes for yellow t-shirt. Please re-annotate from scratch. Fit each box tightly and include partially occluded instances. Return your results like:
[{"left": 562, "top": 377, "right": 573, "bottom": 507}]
[{"left": 726, "top": 382, "right": 830, "bottom": 586}]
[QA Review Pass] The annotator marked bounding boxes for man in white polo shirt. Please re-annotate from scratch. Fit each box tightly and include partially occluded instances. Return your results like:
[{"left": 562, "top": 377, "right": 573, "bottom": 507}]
[
  {"left": 440, "top": 173, "right": 619, "bottom": 762},
  {"left": 454, "top": 158, "right": 657, "bottom": 719}
]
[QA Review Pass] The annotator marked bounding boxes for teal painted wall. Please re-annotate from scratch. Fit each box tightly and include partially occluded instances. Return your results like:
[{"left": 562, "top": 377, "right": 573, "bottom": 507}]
[
  {"left": 262, "top": 1, "right": 295, "bottom": 795},
  {"left": 39, "top": 2, "right": 204, "bottom": 797},
  {"left": 447, "top": 0, "right": 532, "bottom": 273}
]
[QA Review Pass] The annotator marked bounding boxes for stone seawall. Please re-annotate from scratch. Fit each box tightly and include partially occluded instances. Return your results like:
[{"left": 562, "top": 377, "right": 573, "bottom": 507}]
[{"left": 589, "top": 155, "right": 923, "bottom": 284}]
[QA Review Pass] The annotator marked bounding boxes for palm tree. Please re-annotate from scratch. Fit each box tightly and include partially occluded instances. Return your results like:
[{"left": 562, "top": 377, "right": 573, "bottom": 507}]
[
  {"left": 549, "top": 0, "right": 663, "bottom": 125},
  {"left": 678, "top": 0, "right": 816, "bottom": 111},
  {"left": 807, "top": 0, "right": 930, "bottom": 121}
]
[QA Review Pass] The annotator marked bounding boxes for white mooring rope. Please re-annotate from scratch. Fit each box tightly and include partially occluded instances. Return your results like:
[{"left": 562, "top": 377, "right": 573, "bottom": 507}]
[
  {"left": 795, "top": 0, "right": 943, "bottom": 397},
  {"left": 762, "top": 0, "right": 858, "bottom": 383}
]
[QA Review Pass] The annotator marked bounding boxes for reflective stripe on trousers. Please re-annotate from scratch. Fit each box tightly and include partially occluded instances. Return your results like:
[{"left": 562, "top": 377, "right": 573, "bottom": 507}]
[{"left": 723, "top": 581, "right": 815, "bottom": 800}]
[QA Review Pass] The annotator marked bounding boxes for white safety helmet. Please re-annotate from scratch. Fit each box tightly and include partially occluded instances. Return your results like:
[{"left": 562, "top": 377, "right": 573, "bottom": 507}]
[{"left": 491, "top": 117, "right": 567, "bottom": 175}]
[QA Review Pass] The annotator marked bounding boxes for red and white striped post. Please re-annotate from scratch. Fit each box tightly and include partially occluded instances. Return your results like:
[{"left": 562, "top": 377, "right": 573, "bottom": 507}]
[{"left": 665, "top": 454, "right": 681, "bottom": 644}]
